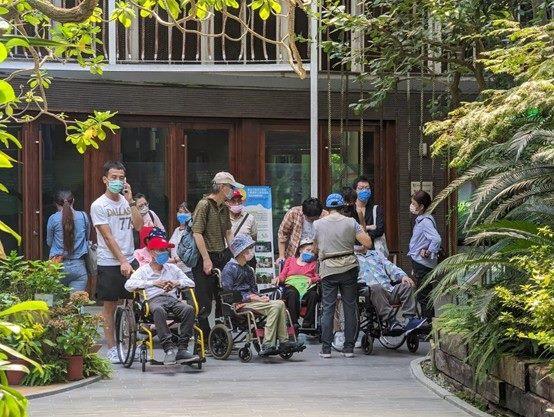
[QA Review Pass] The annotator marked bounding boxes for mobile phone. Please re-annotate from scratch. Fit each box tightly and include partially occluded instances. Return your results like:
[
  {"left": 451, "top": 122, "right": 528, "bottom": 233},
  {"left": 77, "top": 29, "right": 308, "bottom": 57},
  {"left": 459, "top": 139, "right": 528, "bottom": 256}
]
[{"left": 120, "top": 177, "right": 128, "bottom": 195}]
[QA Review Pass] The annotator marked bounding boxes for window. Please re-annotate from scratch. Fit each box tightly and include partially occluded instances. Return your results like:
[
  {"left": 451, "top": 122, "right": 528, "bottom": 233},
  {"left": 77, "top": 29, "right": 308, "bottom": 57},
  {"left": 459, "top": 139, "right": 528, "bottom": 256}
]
[
  {"left": 265, "top": 130, "right": 310, "bottom": 248},
  {"left": 330, "top": 130, "right": 374, "bottom": 190},
  {"left": 0, "top": 127, "right": 22, "bottom": 255},
  {"left": 42, "top": 124, "right": 85, "bottom": 258},
  {"left": 121, "top": 127, "right": 168, "bottom": 228},
  {"left": 186, "top": 129, "right": 229, "bottom": 209}
]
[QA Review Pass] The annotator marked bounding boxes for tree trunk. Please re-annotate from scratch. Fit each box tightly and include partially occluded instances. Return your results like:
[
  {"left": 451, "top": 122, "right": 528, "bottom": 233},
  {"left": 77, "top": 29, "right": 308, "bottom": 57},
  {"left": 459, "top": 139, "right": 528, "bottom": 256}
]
[{"left": 449, "top": 70, "right": 461, "bottom": 109}]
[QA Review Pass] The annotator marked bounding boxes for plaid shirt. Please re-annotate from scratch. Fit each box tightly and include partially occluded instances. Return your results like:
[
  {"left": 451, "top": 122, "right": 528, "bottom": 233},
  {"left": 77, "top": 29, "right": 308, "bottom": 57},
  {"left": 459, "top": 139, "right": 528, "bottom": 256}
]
[{"left": 278, "top": 206, "right": 328, "bottom": 258}]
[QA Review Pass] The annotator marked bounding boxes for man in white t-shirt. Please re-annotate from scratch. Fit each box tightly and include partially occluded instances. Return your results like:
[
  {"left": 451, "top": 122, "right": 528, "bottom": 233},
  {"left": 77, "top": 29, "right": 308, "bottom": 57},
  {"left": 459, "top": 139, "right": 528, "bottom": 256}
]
[{"left": 90, "top": 161, "right": 144, "bottom": 364}]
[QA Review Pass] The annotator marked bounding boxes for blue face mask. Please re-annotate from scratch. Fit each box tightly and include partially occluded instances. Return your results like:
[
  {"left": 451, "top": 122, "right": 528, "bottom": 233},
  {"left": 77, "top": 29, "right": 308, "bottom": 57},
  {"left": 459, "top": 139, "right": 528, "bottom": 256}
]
[
  {"left": 300, "top": 252, "right": 316, "bottom": 263},
  {"left": 177, "top": 213, "right": 191, "bottom": 224},
  {"left": 107, "top": 179, "right": 124, "bottom": 194},
  {"left": 155, "top": 252, "right": 170, "bottom": 265},
  {"left": 357, "top": 189, "right": 371, "bottom": 203}
]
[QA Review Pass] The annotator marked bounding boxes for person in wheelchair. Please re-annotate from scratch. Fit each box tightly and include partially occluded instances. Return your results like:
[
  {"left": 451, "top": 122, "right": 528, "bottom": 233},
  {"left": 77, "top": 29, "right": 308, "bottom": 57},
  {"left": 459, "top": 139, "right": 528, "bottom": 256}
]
[
  {"left": 125, "top": 236, "right": 200, "bottom": 365},
  {"left": 357, "top": 249, "right": 428, "bottom": 335},
  {"left": 221, "top": 234, "right": 304, "bottom": 356},
  {"left": 275, "top": 238, "right": 320, "bottom": 332}
]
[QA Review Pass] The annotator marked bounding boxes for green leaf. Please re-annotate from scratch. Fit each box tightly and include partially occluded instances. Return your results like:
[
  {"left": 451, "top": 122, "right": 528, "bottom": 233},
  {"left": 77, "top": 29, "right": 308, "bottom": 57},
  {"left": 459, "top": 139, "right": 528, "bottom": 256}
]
[
  {"left": 0, "top": 300, "right": 48, "bottom": 317},
  {"left": 0, "top": 220, "right": 20, "bottom": 244},
  {"left": 259, "top": 3, "right": 270, "bottom": 20},
  {"left": 0, "top": 80, "right": 16, "bottom": 104},
  {"left": 5, "top": 38, "right": 30, "bottom": 50},
  {"left": 0, "top": 183, "right": 7, "bottom": 193},
  {"left": 269, "top": 0, "right": 281, "bottom": 14},
  {"left": 0, "top": 43, "right": 7, "bottom": 63}
]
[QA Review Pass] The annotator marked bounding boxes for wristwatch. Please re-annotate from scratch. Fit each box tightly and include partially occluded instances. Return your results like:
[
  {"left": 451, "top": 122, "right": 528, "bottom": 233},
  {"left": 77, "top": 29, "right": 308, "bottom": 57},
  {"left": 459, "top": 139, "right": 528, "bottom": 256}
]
[{"left": 129, "top": 200, "right": 137, "bottom": 207}]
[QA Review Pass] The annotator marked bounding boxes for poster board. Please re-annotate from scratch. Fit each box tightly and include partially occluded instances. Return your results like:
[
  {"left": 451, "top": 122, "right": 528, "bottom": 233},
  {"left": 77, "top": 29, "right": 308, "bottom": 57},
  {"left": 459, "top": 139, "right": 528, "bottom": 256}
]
[
  {"left": 242, "top": 186, "right": 275, "bottom": 286},
  {"left": 410, "top": 181, "right": 434, "bottom": 198}
]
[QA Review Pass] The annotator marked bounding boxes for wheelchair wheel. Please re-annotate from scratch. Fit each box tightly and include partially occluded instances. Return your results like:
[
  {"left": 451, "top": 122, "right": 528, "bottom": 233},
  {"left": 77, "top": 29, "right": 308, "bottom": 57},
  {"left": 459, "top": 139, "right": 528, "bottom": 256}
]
[
  {"left": 361, "top": 334, "right": 374, "bottom": 355},
  {"left": 406, "top": 333, "right": 419, "bottom": 353},
  {"left": 209, "top": 324, "right": 233, "bottom": 360},
  {"left": 379, "top": 333, "right": 406, "bottom": 350},
  {"left": 140, "top": 347, "right": 147, "bottom": 372},
  {"left": 115, "top": 306, "right": 137, "bottom": 367},
  {"left": 238, "top": 347, "right": 252, "bottom": 363}
]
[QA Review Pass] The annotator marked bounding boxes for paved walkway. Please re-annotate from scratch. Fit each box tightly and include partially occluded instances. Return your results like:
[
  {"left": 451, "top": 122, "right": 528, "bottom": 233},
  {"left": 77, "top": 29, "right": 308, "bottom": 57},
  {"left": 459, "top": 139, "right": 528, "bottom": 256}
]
[{"left": 29, "top": 341, "right": 471, "bottom": 417}]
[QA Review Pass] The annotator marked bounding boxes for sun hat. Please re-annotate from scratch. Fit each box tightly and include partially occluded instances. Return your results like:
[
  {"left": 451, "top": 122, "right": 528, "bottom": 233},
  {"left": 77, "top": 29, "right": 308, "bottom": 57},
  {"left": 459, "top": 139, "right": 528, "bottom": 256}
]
[
  {"left": 229, "top": 234, "right": 255, "bottom": 257},
  {"left": 212, "top": 172, "right": 244, "bottom": 189}
]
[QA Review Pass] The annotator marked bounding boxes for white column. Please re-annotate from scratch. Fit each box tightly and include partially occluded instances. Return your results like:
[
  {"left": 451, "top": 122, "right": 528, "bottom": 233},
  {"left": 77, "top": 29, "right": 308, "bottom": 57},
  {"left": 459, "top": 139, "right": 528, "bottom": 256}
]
[
  {"left": 108, "top": 0, "right": 117, "bottom": 64},
  {"left": 309, "top": 0, "right": 318, "bottom": 198}
]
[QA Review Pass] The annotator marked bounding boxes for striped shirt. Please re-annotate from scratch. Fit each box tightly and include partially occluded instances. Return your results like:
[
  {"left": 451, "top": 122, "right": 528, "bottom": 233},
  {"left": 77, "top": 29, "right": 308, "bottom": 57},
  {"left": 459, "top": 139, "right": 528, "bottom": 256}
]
[{"left": 192, "top": 197, "right": 232, "bottom": 253}]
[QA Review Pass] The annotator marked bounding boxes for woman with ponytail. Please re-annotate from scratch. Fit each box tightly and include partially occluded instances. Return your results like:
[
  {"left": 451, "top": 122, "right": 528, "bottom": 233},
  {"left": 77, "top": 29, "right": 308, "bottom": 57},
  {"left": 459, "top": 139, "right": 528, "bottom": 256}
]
[{"left": 46, "top": 190, "right": 89, "bottom": 292}]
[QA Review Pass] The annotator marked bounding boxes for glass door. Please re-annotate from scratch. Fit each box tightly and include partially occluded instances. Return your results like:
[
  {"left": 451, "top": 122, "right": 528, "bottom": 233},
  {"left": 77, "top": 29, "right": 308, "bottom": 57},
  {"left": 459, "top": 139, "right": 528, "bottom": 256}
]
[
  {"left": 330, "top": 130, "right": 374, "bottom": 190},
  {"left": 185, "top": 129, "right": 230, "bottom": 209}
]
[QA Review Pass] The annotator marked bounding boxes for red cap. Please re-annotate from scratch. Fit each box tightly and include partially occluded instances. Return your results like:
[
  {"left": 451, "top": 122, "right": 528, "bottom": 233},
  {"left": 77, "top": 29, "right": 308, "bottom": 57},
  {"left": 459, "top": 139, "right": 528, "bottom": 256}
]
[
  {"left": 146, "top": 236, "right": 175, "bottom": 250},
  {"left": 139, "top": 227, "right": 154, "bottom": 247},
  {"left": 231, "top": 189, "right": 243, "bottom": 200}
]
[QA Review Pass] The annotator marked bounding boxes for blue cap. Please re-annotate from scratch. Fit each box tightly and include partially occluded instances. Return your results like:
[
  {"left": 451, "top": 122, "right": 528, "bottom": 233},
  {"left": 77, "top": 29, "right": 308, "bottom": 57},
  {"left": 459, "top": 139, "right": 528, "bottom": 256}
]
[
  {"left": 325, "top": 193, "right": 345, "bottom": 208},
  {"left": 229, "top": 234, "right": 256, "bottom": 257}
]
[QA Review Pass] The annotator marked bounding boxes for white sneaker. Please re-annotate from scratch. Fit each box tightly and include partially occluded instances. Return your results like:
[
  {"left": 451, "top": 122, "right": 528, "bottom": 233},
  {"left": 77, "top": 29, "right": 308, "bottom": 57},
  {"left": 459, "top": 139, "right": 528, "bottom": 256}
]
[
  {"left": 332, "top": 332, "right": 345, "bottom": 351},
  {"left": 355, "top": 333, "right": 363, "bottom": 348},
  {"left": 106, "top": 346, "right": 120, "bottom": 364}
]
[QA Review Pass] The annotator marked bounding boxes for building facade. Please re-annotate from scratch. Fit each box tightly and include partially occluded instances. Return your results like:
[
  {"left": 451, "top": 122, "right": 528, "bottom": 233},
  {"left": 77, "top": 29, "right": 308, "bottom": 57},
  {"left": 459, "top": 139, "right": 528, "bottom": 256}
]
[{"left": 0, "top": 3, "right": 468, "bottom": 269}]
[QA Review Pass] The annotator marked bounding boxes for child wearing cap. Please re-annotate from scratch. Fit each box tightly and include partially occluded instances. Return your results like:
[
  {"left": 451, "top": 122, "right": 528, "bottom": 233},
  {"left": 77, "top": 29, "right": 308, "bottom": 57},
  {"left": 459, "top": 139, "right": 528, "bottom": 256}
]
[
  {"left": 221, "top": 234, "right": 304, "bottom": 356},
  {"left": 125, "top": 236, "right": 199, "bottom": 365},
  {"left": 276, "top": 238, "right": 321, "bottom": 331}
]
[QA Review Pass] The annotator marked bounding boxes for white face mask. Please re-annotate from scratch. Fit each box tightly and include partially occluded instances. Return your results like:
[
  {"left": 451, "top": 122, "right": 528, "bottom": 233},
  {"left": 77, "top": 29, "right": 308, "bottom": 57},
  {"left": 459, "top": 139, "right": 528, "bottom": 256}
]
[{"left": 409, "top": 203, "right": 419, "bottom": 215}]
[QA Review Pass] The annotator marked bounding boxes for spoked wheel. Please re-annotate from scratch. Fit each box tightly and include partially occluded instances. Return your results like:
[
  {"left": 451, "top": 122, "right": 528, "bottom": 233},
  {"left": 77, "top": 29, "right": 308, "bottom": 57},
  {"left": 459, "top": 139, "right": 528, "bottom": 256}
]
[
  {"left": 361, "top": 334, "right": 374, "bottom": 355},
  {"left": 238, "top": 347, "right": 252, "bottom": 363},
  {"left": 139, "top": 347, "right": 147, "bottom": 372},
  {"left": 115, "top": 306, "right": 137, "bottom": 367},
  {"left": 279, "top": 351, "right": 293, "bottom": 360},
  {"left": 209, "top": 324, "right": 233, "bottom": 360},
  {"left": 406, "top": 333, "right": 420, "bottom": 353},
  {"left": 379, "top": 332, "right": 406, "bottom": 350}
]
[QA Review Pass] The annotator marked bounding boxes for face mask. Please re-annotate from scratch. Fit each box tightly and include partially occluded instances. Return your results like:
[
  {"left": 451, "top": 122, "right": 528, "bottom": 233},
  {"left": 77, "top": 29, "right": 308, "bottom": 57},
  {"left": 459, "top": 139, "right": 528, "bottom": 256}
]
[
  {"left": 224, "top": 188, "right": 234, "bottom": 201},
  {"left": 410, "top": 203, "right": 419, "bottom": 215},
  {"left": 155, "top": 251, "right": 170, "bottom": 265},
  {"left": 300, "top": 251, "right": 315, "bottom": 263},
  {"left": 244, "top": 249, "right": 255, "bottom": 262},
  {"left": 357, "top": 189, "right": 371, "bottom": 203},
  {"left": 139, "top": 205, "right": 149, "bottom": 215},
  {"left": 177, "top": 213, "right": 191, "bottom": 224},
  {"left": 230, "top": 205, "right": 244, "bottom": 214},
  {"left": 107, "top": 179, "right": 124, "bottom": 194}
]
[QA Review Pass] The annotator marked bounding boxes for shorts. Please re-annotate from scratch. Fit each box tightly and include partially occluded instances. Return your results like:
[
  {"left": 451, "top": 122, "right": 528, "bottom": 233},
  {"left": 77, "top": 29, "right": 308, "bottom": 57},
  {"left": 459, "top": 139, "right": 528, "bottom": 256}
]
[{"left": 96, "top": 261, "right": 138, "bottom": 301}]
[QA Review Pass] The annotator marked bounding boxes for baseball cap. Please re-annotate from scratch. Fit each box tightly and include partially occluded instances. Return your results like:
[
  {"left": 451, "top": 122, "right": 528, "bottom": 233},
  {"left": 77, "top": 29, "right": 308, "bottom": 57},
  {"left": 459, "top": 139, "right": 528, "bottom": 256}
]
[
  {"left": 147, "top": 236, "right": 175, "bottom": 250},
  {"left": 212, "top": 172, "right": 244, "bottom": 189},
  {"left": 325, "top": 193, "right": 346, "bottom": 208}
]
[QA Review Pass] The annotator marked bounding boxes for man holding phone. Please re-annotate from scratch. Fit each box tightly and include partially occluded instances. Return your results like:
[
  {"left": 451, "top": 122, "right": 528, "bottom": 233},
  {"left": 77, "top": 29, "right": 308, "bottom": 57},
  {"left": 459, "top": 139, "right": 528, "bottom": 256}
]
[{"left": 91, "top": 161, "right": 143, "bottom": 363}]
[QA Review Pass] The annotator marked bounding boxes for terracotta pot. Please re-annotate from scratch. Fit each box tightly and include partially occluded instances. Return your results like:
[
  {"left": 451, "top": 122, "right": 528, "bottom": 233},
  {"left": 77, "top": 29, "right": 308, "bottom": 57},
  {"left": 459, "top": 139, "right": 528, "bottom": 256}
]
[
  {"left": 6, "top": 358, "right": 28, "bottom": 386},
  {"left": 65, "top": 355, "right": 84, "bottom": 381}
]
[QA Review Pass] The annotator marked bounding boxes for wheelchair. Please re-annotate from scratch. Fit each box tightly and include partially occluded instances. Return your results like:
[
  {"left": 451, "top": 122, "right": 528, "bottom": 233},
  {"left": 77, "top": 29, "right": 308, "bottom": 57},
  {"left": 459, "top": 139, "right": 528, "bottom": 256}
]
[
  {"left": 208, "top": 271, "right": 305, "bottom": 362},
  {"left": 115, "top": 287, "right": 206, "bottom": 371},
  {"left": 357, "top": 283, "right": 420, "bottom": 355}
]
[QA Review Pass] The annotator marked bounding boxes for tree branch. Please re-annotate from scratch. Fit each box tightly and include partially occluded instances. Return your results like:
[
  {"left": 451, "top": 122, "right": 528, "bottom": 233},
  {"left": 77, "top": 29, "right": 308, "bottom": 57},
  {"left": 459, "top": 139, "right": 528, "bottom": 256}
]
[{"left": 26, "top": 0, "right": 98, "bottom": 23}]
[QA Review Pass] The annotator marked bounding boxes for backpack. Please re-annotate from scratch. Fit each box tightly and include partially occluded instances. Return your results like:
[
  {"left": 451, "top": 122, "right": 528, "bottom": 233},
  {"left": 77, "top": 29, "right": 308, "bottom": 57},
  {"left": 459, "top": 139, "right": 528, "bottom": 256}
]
[{"left": 177, "top": 219, "right": 199, "bottom": 268}]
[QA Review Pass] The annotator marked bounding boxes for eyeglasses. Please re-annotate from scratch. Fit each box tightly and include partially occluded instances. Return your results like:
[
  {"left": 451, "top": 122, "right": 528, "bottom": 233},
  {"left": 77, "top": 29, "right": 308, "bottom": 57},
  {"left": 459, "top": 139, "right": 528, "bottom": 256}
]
[
  {"left": 137, "top": 203, "right": 149, "bottom": 209},
  {"left": 356, "top": 186, "right": 370, "bottom": 191}
]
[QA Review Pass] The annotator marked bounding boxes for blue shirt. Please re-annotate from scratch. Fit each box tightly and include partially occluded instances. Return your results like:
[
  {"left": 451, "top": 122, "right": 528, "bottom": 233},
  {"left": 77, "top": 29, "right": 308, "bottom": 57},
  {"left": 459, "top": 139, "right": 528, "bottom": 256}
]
[
  {"left": 357, "top": 250, "right": 407, "bottom": 292},
  {"left": 221, "top": 259, "right": 258, "bottom": 302},
  {"left": 46, "top": 210, "right": 89, "bottom": 259},
  {"left": 407, "top": 214, "right": 442, "bottom": 268}
]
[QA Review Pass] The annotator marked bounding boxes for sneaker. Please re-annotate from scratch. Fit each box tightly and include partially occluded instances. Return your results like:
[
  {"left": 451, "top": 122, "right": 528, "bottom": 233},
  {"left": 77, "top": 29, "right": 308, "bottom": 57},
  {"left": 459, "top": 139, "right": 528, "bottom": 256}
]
[
  {"left": 106, "top": 347, "right": 120, "bottom": 364},
  {"left": 175, "top": 349, "right": 199, "bottom": 364},
  {"left": 332, "top": 332, "right": 345, "bottom": 351},
  {"left": 319, "top": 350, "right": 332, "bottom": 359},
  {"left": 355, "top": 333, "right": 363, "bottom": 348},
  {"left": 342, "top": 348, "right": 355, "bottom": 358},
  {"left": 163, "top": 348, "right": 177, "bottom": 365},
  {"left": 404, "top": 317, "right": 428, "bottom": 335},
  {"left": 259, "top": 344, "right": 278, "bottom": 356}
]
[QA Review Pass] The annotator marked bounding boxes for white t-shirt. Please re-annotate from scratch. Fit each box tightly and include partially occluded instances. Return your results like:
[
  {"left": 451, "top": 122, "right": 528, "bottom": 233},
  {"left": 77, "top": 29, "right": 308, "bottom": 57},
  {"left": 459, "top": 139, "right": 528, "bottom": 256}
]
[
  {"left": 301, "top": 217, "right": 316, "bottom": 241},
  {"left": 91, "top": 194, "right": 135, "bottom": 266}
]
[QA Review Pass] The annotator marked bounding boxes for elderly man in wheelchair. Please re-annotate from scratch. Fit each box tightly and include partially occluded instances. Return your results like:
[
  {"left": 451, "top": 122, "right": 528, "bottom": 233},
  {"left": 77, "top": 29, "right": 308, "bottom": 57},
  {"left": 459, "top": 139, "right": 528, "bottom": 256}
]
[
  {"left": 357, "top": 249, "right": 429, "bottom": 336},
  {"left": 125, "top": 236, "right": 200, "bottom": 365}
]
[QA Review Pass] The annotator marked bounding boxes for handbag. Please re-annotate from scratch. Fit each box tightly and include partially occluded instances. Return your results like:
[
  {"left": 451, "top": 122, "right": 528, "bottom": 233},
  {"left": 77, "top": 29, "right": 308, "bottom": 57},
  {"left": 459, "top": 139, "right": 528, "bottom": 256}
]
[
  {"left": 372, "top": 205, "right": 389, "bottom": 259},
  {"left": 82, "top": 212, "right": 98, "bottom": 277}
]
